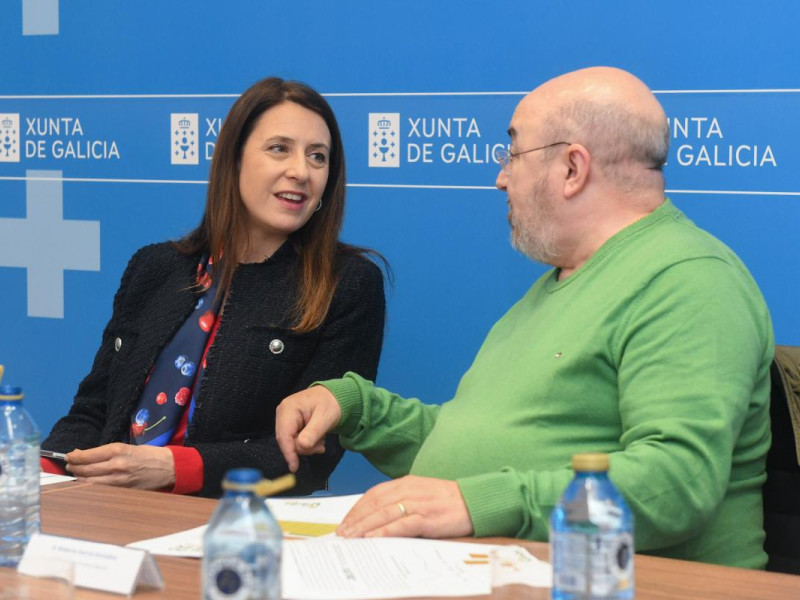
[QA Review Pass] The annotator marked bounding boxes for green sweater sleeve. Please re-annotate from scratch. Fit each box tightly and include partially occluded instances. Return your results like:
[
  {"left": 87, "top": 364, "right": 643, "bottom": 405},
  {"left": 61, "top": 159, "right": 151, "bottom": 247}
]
[
  {"left": 316, "top": 373, "right": 442, "bottom": 478},
  {"left": 458, "top": 257, "right": 772, "bottom": 557}
]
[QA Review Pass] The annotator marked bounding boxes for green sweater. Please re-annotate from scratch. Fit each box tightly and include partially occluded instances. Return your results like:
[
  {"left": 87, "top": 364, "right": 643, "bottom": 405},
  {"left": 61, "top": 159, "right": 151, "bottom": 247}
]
[{"left": 322, "top": 200, "right": 774, "bottom": 569}]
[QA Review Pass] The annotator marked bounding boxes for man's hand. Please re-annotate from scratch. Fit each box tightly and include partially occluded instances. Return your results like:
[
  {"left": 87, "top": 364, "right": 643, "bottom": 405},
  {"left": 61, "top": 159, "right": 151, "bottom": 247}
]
[
  {"left": 275, "top": 386, "right": 342, "bottom": 472},
  {"left": 337, "top": 475, "right": 474, "bottom": 539},
  {"left": 65, "top": 443, "right": 175, "bottom": 490}
]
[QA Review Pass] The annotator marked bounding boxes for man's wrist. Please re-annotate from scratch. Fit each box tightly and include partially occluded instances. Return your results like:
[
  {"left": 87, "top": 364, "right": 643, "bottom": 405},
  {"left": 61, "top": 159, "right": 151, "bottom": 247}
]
[
  {"left": 313, "top": 374, "right": 364, "bottom": 435},
  {"left": 457, "top": 470, "right": 527, "bottom": 538}
]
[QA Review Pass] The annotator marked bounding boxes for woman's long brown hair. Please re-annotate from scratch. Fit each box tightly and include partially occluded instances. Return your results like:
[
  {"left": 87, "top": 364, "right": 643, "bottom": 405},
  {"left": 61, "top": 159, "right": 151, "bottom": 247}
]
[{"left": 174, "top": 77, "right": 375, "bottom": 333}]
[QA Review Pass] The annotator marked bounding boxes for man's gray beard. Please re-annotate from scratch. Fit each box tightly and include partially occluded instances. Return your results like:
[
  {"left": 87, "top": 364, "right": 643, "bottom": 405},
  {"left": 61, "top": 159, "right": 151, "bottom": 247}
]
[{"left": 510, "top": 217, "right": 559, "bottom": 265}]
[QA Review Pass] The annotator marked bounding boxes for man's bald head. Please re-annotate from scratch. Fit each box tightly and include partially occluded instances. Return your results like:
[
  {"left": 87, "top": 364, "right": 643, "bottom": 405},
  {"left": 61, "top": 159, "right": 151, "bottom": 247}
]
[{"left": 519, "top": 67, "right": 668, "bottom": 190}]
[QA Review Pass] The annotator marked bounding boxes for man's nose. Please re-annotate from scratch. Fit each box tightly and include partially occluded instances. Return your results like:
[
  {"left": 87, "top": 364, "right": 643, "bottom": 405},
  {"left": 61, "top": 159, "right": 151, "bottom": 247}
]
[{"left": 496, "top": 167, "right": 508, "bottom": 190}]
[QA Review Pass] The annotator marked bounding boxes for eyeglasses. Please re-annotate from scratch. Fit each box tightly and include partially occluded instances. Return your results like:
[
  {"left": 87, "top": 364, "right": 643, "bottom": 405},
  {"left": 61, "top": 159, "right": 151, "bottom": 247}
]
[{"left": 494, "top": 142, "right": 570, "bottom": 171}]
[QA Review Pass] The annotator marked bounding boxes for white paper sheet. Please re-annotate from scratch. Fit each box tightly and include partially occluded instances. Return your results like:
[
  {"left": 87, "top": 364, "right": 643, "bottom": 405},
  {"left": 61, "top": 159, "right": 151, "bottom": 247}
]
[
  {"left": 128, "top": 494, "right": 364, "bottom": 557},
  {"left": 283, "top": 537, "right": 494, "bottom": 599},
  {"left": 39, "top": 472, "right": 76, "bottom": 486},
  {"left": 490, "top": 545, "right": 552, "bottom": 588},
  {"left": 126, "top": 493, "right": 553, "bottom": 598},
  {"left": 127, "top": 525, "right": 206, "bottom": 558},
  {"left": 266, "top": 494, "right": 362, "bottom": 538},
  {"left": 266, "top": 493, "right": 362, "bottom": 524}
]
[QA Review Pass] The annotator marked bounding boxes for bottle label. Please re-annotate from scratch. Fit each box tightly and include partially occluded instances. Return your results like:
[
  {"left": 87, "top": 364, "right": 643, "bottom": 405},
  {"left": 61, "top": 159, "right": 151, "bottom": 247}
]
[
  {"left": 552, "top": 531, "right": 633, "bottom": 596},
  {"left": 205, "top": 556, "right": 256, "bottom": 600}
]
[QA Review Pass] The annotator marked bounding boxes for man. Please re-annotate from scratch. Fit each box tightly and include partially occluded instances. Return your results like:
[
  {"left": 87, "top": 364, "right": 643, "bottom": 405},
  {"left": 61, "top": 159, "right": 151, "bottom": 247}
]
[{"left": 275, "top": 67, "right": 774, "bottom": 568}]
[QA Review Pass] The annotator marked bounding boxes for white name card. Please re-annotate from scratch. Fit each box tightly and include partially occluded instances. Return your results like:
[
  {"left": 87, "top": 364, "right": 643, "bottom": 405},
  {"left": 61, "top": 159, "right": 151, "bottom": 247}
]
[{"left": 18, "top": 532, "right": 165, "bottom": 595}]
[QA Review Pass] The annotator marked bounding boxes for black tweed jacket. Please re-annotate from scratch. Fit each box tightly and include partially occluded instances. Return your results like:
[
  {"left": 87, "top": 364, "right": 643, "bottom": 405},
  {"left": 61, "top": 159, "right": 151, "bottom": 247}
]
[{"left": 43, "top": 241, "right": 385, "bottom": 497}]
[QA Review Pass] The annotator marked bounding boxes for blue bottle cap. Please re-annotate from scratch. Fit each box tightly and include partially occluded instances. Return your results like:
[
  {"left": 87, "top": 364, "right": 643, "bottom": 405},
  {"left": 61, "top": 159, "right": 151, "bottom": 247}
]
[
  {"left": 0, "top": 385, "right": 23, "bottom": 401},
  {"left": 224, "top": 468, "right": 263, "bottom": 485}
]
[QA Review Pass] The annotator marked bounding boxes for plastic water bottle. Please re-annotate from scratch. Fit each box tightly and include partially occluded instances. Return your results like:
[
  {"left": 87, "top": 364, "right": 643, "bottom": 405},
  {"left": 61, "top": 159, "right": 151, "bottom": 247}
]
[
  {"left": 0, "top": 383, "right": 41, "bottom": 567},
  {"left": 550, "top": 453, "right": 634, "bottom": 599},
  {"left": 202, "top": 468, "right": 282, "bottom": 599}
]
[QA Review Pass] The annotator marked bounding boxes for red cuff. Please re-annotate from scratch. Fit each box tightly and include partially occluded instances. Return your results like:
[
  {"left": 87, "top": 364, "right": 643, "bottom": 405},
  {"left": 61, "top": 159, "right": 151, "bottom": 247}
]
[
  {"left": 41, "top": 457, "right": 67, "bottom": 474},
  {"left": 167, "top": 445, "right": 204, "bottom": 495}
]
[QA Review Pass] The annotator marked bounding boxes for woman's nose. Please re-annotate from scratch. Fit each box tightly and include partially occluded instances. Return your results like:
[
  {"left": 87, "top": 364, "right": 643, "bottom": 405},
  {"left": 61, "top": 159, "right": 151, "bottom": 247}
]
[{"left": 286, "top": 152, "right": 309, "bottom": 181}]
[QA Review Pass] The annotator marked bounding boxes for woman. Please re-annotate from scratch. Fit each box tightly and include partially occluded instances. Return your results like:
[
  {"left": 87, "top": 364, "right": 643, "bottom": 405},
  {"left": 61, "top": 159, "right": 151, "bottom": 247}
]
[{"left": 41, "top": 78, "right": 386, "bottom": 497}]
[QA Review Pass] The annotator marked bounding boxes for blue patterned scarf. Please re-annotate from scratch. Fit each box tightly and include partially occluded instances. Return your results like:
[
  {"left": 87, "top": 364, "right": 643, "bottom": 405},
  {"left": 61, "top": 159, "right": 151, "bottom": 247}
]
[{"left": 128, "top": 256, "right": 220, "bottom": 445}]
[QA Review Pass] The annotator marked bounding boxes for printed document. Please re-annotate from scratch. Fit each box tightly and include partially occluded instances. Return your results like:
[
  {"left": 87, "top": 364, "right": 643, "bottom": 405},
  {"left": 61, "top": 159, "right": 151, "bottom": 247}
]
[{"left": 283, "top": 537, "right": 493, "bottom": 599}]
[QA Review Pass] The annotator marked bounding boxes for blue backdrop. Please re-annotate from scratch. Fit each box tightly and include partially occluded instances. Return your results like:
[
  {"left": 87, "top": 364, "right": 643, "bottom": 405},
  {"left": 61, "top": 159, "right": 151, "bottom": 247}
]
[{"left": 2, "top": 1, "right": 799, "bottom": 493}]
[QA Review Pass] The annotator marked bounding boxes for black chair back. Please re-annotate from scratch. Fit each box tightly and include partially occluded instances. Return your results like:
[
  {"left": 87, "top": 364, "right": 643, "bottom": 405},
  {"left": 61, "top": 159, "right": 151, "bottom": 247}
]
[{"left": 764, "top": 345, "right": 800, "bottom": 574}]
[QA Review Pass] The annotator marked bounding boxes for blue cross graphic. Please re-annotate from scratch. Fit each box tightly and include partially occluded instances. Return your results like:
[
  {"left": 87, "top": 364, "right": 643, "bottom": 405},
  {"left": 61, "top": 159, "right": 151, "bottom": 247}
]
[{"left": 0, "top": 170, "right": 100, "bottom": 318}]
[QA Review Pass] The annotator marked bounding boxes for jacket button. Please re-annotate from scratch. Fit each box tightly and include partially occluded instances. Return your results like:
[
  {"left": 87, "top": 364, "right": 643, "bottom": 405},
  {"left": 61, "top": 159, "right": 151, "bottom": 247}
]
[
  {"left": 114, "top": 337, "right": 122, "bottom": 352},
  {"left": 269, "top": 339, "right": 284, "bottom": 354}
]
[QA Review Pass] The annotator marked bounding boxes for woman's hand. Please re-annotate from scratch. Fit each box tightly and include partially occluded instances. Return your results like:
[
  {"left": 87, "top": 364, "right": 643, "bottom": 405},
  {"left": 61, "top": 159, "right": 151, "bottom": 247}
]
[{"left": 66, "top": 443, "right": 176, "bottom": 490}]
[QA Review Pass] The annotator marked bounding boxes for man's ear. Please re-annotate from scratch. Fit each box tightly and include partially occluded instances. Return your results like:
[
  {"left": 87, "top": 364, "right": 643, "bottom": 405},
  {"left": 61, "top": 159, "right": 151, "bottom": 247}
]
[{"left": 563, "top": 144, "right": 590, "bottom": 199}]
